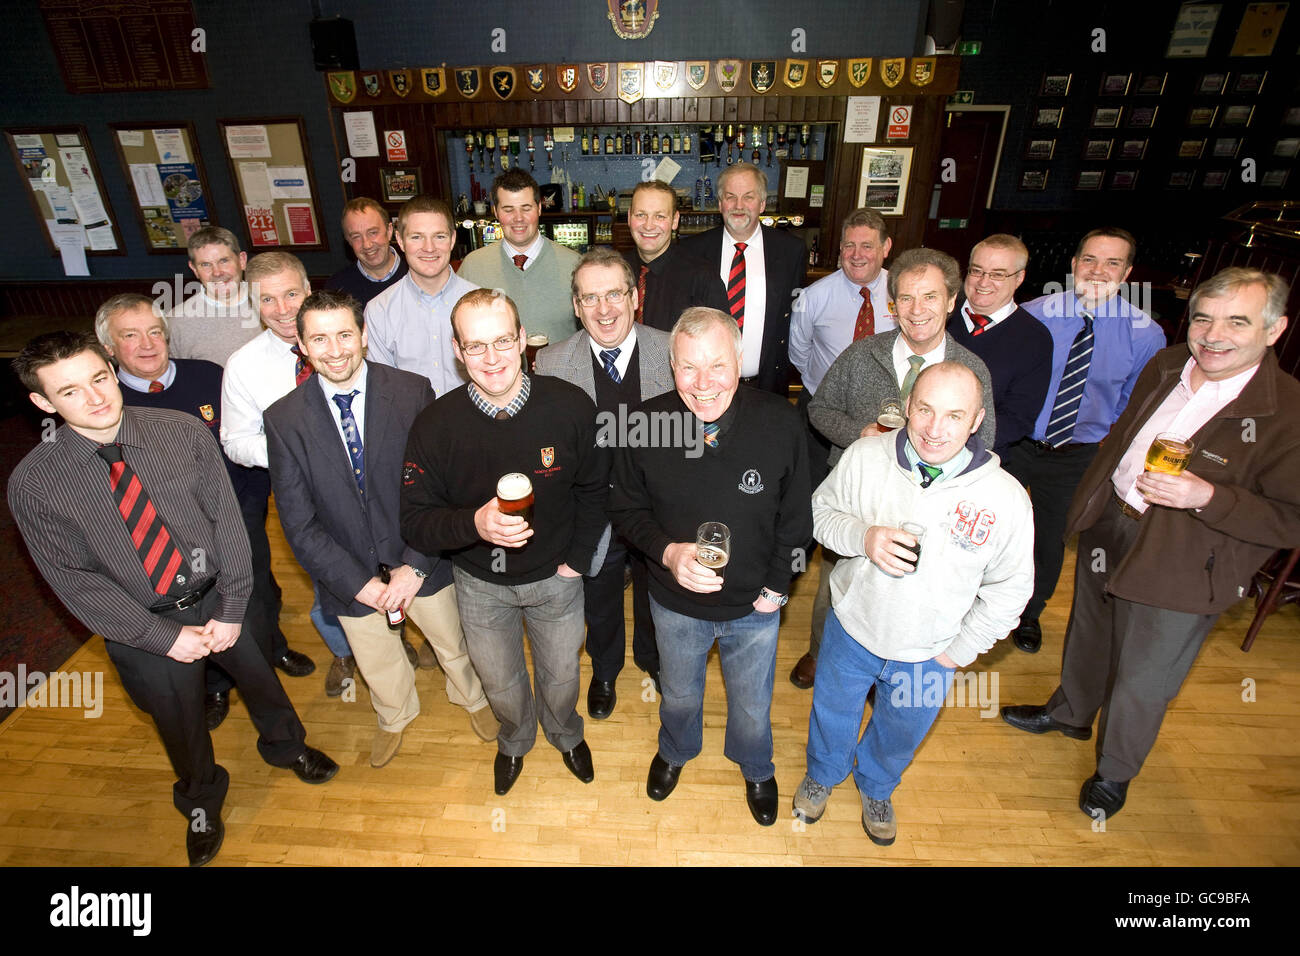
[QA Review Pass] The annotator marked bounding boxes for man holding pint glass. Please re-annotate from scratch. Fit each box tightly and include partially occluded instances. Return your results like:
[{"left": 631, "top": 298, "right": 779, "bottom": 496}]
[
  {"left": 608, "top": 307, "right": 812, "bottom": 826},
  {"left": 400, "top": 289, "right": 610, "bottom": 796},
  {"left": 1003, "top": 268, "right": 1300, "bottom": 821}
]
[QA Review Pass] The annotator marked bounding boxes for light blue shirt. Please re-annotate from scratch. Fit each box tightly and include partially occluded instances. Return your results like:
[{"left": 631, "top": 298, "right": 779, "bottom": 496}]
[
  {"left": 117, "top": 360, "right": 177, "bottom": 393},
  {"left": 1021, "top": 290, "right": 1165, "bottom": 444},
  {"left": 789, "top": 268, "right": 894, "bottom": 394},
  {"left": 318, "top": 361, "right": 368, "bottom": 456},
  {"left": 363, "top": 271, "right": 479, "bottom": 398}
]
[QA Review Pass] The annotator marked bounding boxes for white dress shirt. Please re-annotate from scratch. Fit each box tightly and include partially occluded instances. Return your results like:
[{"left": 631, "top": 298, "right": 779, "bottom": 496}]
[
  {"left": 892, "top": 331, "right": 947, "bottom": 387},
  {"left": 960, "top": 299, "right": 1017, "bottom": 333},
  {"left": 587, "top": 327, "right": 637, "bottom": 380},
  {"left": 220, "top": 328, "right": 300, "bottom": 468},
  {"left": 504, "top": 232, "right": 545, "bottom": 270},
  {"left": 318, "top": 361, "right": 368, "bottom": 453},
  {"left": 719, "top": 227, "right": 767, "bottom": 379}
]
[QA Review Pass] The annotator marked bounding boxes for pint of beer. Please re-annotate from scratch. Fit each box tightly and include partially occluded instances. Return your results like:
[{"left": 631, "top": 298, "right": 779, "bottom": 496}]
[
  {"left": 524, "top": 333, "right": 548, "bottom": 371},
  {"left": 695, "top": 521, "right": 731, "bottom": 580},
  {"left": 877, "top": 398, "right": 905, "bottom": 433},
  {"left": 497, "top": 473, "right": 535, "bottom": 525},
  {"left": 1144, "top": 433, "right": 1194, "bottom": 476}
]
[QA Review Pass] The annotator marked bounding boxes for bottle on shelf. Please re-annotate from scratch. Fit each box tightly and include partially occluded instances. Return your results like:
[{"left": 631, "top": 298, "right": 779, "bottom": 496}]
[
  {"left": 634, "top": 129, "right": 643, "bottom": 154},
  {"left": 614, "top": 128, "right": 623, "bottom": 154},
  {"left": 682, "top": 127, "right": 692, "bottom": 155},
  {"left": 673, "top": 127, "right": 682, "bottom": 154},
  {"left": 580, "top": 128, "right": 590, "bottom": 155},
  {"left": 622, "top": 127, "right": 632, "bottom": 155},
  {"left": 661, "top": 129, "right": 672, "bottom": 154},
  {"left": 605, "top": 128, "right": 615, "bottom": 154},
  {"left": 649, "top": 129, "right": 659, "bottom": 154},
  {"left": 577, "top": 182, "right": 586, "bottom": 208}
]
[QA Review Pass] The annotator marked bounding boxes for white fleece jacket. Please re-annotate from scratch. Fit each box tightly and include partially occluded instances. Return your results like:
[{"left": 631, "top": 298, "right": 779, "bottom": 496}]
[{"left": 812, "top": 431, "right": 1034, "bottom": 667}]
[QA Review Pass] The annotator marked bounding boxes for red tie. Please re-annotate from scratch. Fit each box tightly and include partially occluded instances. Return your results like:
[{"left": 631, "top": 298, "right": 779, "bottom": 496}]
[
  {"left": 635, "top": 264, "right": 648, "bottom": 324},
  {"left": 970, "top": 313, "right": 992, "bottom": 336},
  {"left": 96, "top": 443, "right": 191, "bottom": 596},
  {"left": 148, "top": 380, "right": 164, "bottom": 393},
  {"left": 852, "top": 286, "right": 875, "bottom": 340},
  {"left": 727, "top": 242, "right": 747, "bottom": 330},
  {"left": 291, "top": 345, "right": 313, "bottom": 386},
  {"left": 513, "top": 254, "right": 528, "bottom": 271}
]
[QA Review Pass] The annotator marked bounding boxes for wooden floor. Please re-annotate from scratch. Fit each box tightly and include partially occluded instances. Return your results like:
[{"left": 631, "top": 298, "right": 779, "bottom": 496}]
[{"left": 2, "top": 510, "right": 1298, "bottom": 867}]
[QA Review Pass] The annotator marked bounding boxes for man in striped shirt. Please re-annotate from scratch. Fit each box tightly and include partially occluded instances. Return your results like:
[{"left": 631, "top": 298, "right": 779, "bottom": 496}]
[{"left": 7, "top": 331, "right": 338, "bottom": 866}]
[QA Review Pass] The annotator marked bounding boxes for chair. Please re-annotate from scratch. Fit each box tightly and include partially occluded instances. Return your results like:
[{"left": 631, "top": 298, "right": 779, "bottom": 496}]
[{"left": 1242, "top": 547, "right": 1300, "bottom": 651}]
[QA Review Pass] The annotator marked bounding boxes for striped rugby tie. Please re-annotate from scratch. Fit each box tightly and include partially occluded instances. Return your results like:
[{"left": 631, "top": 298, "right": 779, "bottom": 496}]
[
  {"left": 1044, "top": 311, "right": 1094, "bottom": 447},
  {"left": 727, "top": 242, "right": 747, "bottom": 329},
  {"left": 96, "top": 443, "right": 192, "bottom": 596}
]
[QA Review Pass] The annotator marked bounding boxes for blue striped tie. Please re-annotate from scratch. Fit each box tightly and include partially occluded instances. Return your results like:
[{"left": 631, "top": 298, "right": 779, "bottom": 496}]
[
  {"left": 1045, "top": 311, "right": 1094, "bottom": 447},
  {"left": 332, "top": 391, "right": 365, "bottom": 493},
  {"left": 599, "top": 347, "right": 622, "bottom": 383}
]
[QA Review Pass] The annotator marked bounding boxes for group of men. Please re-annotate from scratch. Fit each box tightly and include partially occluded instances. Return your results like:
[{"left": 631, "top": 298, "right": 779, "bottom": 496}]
[{"left": 9, "top": 158, "right": 1300, "bottom": 861}]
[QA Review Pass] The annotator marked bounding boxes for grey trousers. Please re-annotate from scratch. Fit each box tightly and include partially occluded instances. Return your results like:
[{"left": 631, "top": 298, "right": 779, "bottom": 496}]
[{"left": 1046, "top": 499, "right": 1218, "bottom": 782}]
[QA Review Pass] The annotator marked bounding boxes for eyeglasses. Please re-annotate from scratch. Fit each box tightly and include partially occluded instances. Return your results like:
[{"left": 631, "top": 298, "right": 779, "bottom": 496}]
[
  {"left": 459, "top": 334, "right": 519, "bottom": 356},
  {"left": 577, "top": 289, "right": 629, "bottom": 308},
  {"left": 967, "top": 267, "right": 1022, "bottom": 282}
]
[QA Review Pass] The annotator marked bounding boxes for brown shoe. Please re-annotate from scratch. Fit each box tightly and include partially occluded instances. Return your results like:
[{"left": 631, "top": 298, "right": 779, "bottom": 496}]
[
  {"left": 415, "top": 639, "right": 439, "bottom": 670},
  {"left": 325, "top": 655, "right": 355, "bottom": 697},
  {"left": 789, "top": 653, "right": 817, "bottom": 689},
  {"left": 371, "top": 728, "right": 403, "bottom": 768},
  {"left": 469, "top": 706, "right": 500, "bottom": 742}
]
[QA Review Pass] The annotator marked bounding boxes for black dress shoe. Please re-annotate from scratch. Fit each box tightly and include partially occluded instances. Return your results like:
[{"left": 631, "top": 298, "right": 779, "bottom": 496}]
[
  {"left": 290, "top": 746, "right": 339, "bottom": 784},
  {"left": 1079, "top": 773, "right": 1129, "bottom": 819},
  {"left": 1000, "top": 704, "right": 1092, "bottom": 740},
  {"left": 587, "top": 679, "right": 617, "bottom": 719},
  {"left": 275, "top": 648, "right": 316, "bottom": 677},
  {"left": 745, "top": 776, "right": 779, "bottom": 827},
  {"left": 187, "top": 817, "right": 224, "bottom": 867},
  {"left": 562, "top": 740, "right": 595, "bottom": 783},
  {"left": 789, "top": 653, "right": 816, "bottom": 689},
  {"left": 204, "top": 690, "right": 230, "bottom": 730},
  {"left": 1011, "top": 618, "right": 1042, "bottom": 653},
  {"left": 646, "top": 752, "right": 682, "bottom": 801},
  {"left": 494, "top": 752, "right": 524, "bottom": 795}
]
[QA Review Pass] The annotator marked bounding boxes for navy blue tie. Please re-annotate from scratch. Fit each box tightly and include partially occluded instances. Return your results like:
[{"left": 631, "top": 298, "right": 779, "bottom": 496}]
[
  {"left": 599, "top": 347, "right": 622, "bottom": 383},
  {"left": 332, "top": 391, "right": 365, "bottom": 494}
]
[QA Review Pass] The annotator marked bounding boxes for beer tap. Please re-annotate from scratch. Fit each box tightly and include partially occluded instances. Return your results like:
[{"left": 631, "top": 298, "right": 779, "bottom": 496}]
[
  {"left": 777, "top": 124, "right": 787, "bottom": 159},
  {"left": 724, "top": 123, "right": 735, "bottom": 165},
  {"left": 526, "top": 128, "right": 535, "bottom": 170},
  {"left": 766, "top": 125, "right": 775, "bottom": 166},
  {"left": 477, "top": 130, "right": 486, "bottom": 171},
  {"left": 800, "top": 124, "right": 811, "bottom": 161},
  {"left": 508, "top": 128, "right": 520, "bottom": 168},
  {"left": 736, "top": 124, "right": 746, "bottom": 159},
  {"left": 714, "top": 123, "right": 723, "bottom": 167},
  {"left": 465, "top": 131, "right": 475, "bottom": 174},
  {"left": 484, "top": 129, "right": 496, "bottom": 172},
  {"left": 544, "top": 128, "right": 554, "bottom": 169}
]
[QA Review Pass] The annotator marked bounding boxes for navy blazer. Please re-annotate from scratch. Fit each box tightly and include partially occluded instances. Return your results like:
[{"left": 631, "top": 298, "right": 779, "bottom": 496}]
[
  {"left": 679, "top": 223, "right": 808, "bottom": 395},
  {"left": 265, "top": 360, "right": 448, "bottom": 617}
]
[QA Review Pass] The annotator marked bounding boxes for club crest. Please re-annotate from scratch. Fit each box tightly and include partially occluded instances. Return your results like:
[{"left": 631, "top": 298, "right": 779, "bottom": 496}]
[
  {"left": 618, "top": 61, "right": 644, "bottom": 104},
  {"left": 750, "top": 60, "right": 776, "bottom": 93},
  {"left": 686, "top": 61, "right": 709, "bottom": 90},
  {"left": 588, "top": 62, "right": 609, "bottom": 92},
  {"left": 456, "top": 67, "right": 481, "bottom": 97},
  {"left": 327, "top": 71, "right": 356, "bottom": 103},
  {"left": 557, "top": 64, "right": 578, "bottom": 93},
  {"left": 784, "top": 59, "right": 808, "bottom": 89},
  {"left": 911, "top": 57, "right": 935, "bottom": 87},
  {"left": 607, "top": 0, "right": 659, "bottom": 39},
  {"left": 881, "top": 57, "right": 905, "bottom": 88},
  {"left": 421, "top": 68, "right": 446, "bottom": 97},
  {"left": 526, "top": 65, "right": 546, "bottom": 93},
  {"left": 717, "top": 58, "right": 741, "bottom": 93},
  {"left": 541, "top": 447, "right": 555, "bottom": 468},
  {"left": 361, "top": 72, "right": 381, "bottom": 97},
  {"left": 491, "top": 66, "right": 516, "bottom": 100},
  {"left": 847, "top": 58, "right": 872, "bottom": 88},
  {"left": 389, "top": 69, "right": 411, "bottom": 97},
  {"left": 817, "top": 59, "right": 838, "bottom": 88}
]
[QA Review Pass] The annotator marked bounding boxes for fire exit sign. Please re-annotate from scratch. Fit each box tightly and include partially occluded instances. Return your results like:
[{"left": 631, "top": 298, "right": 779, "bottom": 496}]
[{"left": 959, "top": 40, "right": 982, "bottom": 55}]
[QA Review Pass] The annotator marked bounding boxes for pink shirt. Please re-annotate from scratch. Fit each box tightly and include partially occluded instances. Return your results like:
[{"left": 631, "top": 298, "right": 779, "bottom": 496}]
[{"left": 1112, "top": 357, "right": 1259, "bottom": 512}]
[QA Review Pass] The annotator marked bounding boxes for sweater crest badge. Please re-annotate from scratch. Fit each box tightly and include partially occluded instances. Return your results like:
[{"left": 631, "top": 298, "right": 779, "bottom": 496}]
[
  {"left": 738, "top": 469, "right": 765, "bottom": 494},
  {"left": 951, "top": 501, "right": 995, "bottom": 551},
  {"left": 198, "top": 404, "right": 215, "bottom": 422},
  {"left": 541, "top": 447, "right": 555, "bottom": 468}
]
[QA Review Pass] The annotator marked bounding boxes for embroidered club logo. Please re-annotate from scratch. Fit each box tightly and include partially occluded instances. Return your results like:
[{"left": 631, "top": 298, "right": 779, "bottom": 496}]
[
  {"left": 738, "top": 469, "right": 765, "bottom": 494},
  {"left": 199, "top": 404, "right": 215, "bottom": 422},
  {"left": 541, "top": 447, "right": 555, "bottom": 468}
]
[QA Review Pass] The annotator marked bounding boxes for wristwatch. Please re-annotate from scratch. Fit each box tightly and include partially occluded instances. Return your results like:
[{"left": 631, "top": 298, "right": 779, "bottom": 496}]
[
  {"left": 759, "top": 587, "right": 788, "bottom": 607},
  {"left": 410, "top": 567, "right": 429, "bottom": 579}
]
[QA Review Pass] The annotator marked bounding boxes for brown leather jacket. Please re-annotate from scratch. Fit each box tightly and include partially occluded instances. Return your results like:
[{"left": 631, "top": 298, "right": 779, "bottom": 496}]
[{"left": 1066, "top": 346, "right": 1300, "bottom": 614}]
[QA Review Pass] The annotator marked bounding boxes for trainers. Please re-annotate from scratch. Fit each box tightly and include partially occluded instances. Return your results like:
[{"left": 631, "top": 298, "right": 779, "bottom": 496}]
[
  {"left": 861, "top": 794, "right": 897, "bottom": 846},
  {"left": 792, "top": 774, "right": 832, "bottom": 824},
  {"left": 325, "top": 655, "right": 355, "bottom": 697}
]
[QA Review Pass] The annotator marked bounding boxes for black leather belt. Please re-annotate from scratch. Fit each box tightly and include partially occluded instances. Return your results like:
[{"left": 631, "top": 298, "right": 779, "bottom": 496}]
[
  {"left": 149, "top": 576, "right": 216, "bottom": 613},
  {"left": 1113, "top": 492, "right": 1143, "bottom": 521}
]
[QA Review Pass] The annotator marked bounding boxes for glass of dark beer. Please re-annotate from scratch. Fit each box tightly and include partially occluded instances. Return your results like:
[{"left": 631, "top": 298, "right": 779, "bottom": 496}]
[
  {"left": 900, "top": 521, "right": 926, "bottom": 571},
  {"left": 497, "top": 473, "right": 534, "bottom": 526},
  {"left": 877, "top": 398, "right": 905, "bottom": 433},
  {"left": 695, "top": 521, "right": 731, "bottom": 580},
  {"left": 524, "top": 333, "right": 548, "bottom": 371}
]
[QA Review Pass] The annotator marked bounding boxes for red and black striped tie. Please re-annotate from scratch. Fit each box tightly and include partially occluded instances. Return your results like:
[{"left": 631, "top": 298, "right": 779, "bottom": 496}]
[
  {"left": 96, "top": 443, "right": 191, "bottom": 596},
  {"left": 727, "top": 241, "right": 747, "bottom": 330},
  {"left": 291, "top": 345, "right": 314, "bottom": 386}
]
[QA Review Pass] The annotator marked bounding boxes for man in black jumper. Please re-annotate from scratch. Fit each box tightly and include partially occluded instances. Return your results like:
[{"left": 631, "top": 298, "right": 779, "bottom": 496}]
[
  {"left": 325, "top": 196, "right": 409, "bottom": 306},
  {"left": 400, "top": 288, "right": 610, "bottom": 796},
  {"left": 96, "top": 293, "right": 305, "bottom": 731},
  {"left": 535, "top": 246, "right": 675, "bottom": 719},
  {"left": 945, "top": 234, "right": 1053, "bottom": 458},
  {"left": 609, "top": 307, "right": 812, "bottom": 826}
]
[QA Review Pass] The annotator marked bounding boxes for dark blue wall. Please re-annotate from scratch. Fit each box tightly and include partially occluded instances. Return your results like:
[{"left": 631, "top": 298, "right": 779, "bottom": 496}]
[{"left": 0, "top": 0, "right": 926, "bottom": 281}]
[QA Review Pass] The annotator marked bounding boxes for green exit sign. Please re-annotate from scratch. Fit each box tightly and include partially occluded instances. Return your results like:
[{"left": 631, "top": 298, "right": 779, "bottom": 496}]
[
  {"left": 949, "top": 90, "right": 975, "bottom": 105},
  {"left": 959, "top": 40, "right": 982, "bottom": 55}
]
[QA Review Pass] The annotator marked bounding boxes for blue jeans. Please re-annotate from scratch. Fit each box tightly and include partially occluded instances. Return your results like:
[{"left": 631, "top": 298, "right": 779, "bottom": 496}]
[
  {"left": 453, "top": 566, "right": 586, "bottom": 756},
  {"left": 311, "top": 585, "right": 353, "bottom": 657},
  {"left": 806, "top": 609, "right": 954, "bottom": 801},
  {"left": 649, "top": 596, "right": 779, "bottom": 781}
]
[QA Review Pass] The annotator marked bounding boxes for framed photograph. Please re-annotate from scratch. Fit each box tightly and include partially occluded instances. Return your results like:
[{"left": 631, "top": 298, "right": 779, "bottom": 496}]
[
  {"left": 1032, "top": 107, "right": 1064, "bottom": 129},
  {"left": 1211, "top": 137, "right": 1241, "bottom": 159},
  {"left": 1024, "top": 138, "right": 1056, "bottom": 160},
  {"left": 1262, "top": 169, "right": 1290, "bottom": 189},
  {"left": 1177, "top": 138, "right": 1206, "bottom": 159},
  {"left": 1167, "top": 170, "right": 1194, "bottom": 189},
  {"left": 856, "top": 146, "right": 913, "bottom": 215},
  {"left": 1233, "top": 72, "right": 1267, "bottom": 95},
  {"left": 1197, "top": 72, "right": 1228, "bottom": 95},
  {"left": 1111, "top": 169, "right": 1139, "bottom": 190},
  {"left": 1187, "top": 106, "right": 1219, "bottom": 127},
  {"left": 380, "top": 166, "right": 421, "bottom": 202},
  {"left": 1091, "top": 106, "right": 1122, "bottom": 128},
  {"left": 1135, "top": 72, "right": 1167, "bottom": 95},
  {"left": 1019, "top": 169, "right": 1049, "bottom": 191},
  {"left": 1099, "top": 72, "right": 1132, "bottom": 96},
  {"left": 1127, "top": 105, "right": 1159, "bottom": 128},
  {"left": 1285, "top": 107, "right": 1300, "bottom": 126},
  {"left": 1221, "top": 105, "right": 1255, "bottom": 127},
  {"left": 1040, "top": 74, "right": 1072, "bottom": 96},
  {"left": 1274, "top": 138, "right": 1300, "bottom": 159},
  {"left": 1117, "top": 138, "right": 1148, "bottom": 160},
  {"left": 1201, "top": 169, "right": 1228, "bottom": 189},
  {"left": 1075, "top": 170, "right": 1105, "bottom": 191},
  {"left": 1082, "top": 139, "right": 1113, "bottom": 160}
]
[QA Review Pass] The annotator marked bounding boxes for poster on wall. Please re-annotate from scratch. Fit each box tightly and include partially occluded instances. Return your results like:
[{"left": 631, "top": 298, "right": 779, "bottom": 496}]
[
  {"left": 111, "top": 122, "right": 214, "bottom": 251},
  {"left": 1167, "top": 3, "right": 1222, "bottom": 57},
  {"left": 856, "top": 147, "right": 913, "bottom": 215},
  {"left": 220, "top": 116, "right": 327, "bottom": 252}
]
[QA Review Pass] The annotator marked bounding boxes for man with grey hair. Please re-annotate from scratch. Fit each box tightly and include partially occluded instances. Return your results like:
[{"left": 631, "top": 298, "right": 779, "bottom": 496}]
[
  {"left": 609, "top": 307, "right": 812, "bottom": 826},
  {"left": 1003, "top": 267, "right": 1300, "bottom": 821},
  {"left": 97, "top": 293, "right": 299, "bottom": 728},
  {"left": 167, "top": 226, "right": 259, "bottom": 367},
  {"left": 535, "top": 246, "right": 675, "bottom": 718},
  {"left": 679, "top": 162, "right": 808, "bottom": 395},
  {"left": 797, "top": 248, "right": 997, "bottom": 688}
]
